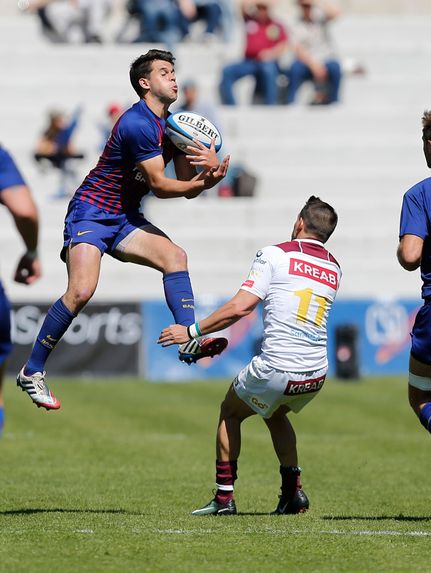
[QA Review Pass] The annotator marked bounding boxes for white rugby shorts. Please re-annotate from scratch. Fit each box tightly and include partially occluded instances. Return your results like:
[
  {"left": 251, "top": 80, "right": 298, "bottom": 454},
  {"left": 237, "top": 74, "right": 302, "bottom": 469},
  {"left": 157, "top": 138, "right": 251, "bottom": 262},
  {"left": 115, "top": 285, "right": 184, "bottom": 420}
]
[{"left": 233, "top": 355, "right": 327, "bottom": 419}]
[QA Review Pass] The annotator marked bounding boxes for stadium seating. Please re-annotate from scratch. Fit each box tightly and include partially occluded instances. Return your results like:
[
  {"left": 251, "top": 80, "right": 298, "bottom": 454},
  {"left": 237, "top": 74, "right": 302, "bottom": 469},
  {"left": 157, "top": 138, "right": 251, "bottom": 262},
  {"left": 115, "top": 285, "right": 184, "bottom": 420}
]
[{"left": 1, "top": 7, "right": 431, "bottom": 303}]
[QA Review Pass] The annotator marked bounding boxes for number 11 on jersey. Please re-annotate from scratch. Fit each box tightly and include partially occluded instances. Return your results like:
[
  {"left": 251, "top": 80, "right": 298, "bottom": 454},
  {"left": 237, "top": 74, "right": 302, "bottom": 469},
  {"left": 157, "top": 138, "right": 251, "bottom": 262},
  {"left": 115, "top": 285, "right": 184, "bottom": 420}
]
[{"left": 294, "top": 288, "right": 328, "bottom": 327}]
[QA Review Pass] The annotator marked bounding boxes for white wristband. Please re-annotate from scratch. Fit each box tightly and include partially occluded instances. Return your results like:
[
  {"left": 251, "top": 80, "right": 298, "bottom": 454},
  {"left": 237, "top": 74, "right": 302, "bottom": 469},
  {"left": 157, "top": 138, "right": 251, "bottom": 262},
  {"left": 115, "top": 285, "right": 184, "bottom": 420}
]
[{"left": 188, "top": 322, "right": 201, "bottom": 339}]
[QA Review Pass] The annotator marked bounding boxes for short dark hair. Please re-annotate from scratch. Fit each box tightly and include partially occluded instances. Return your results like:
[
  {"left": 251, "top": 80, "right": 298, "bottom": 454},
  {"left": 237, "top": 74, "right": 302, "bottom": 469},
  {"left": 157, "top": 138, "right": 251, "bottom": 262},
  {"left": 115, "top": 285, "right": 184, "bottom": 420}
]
[
  {"left": 130, "top": 49, "right": 175, "bottom": 97},
  {"left": 422, "top": 110, "right": 431, "bottom": 141},
  {"left": 299, "top": 196, "right": 338, "bottom": 243}
]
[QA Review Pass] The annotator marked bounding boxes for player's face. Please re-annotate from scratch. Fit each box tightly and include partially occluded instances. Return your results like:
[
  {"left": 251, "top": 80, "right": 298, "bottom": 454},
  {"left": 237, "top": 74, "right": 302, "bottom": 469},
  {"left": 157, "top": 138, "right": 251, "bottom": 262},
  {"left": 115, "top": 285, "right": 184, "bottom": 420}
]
[
  {"left": 423, "top": 137, "right": 431, "bottom": 168},
  {"left": 147, "top": 60, "right": 178, "bottom": 105}
]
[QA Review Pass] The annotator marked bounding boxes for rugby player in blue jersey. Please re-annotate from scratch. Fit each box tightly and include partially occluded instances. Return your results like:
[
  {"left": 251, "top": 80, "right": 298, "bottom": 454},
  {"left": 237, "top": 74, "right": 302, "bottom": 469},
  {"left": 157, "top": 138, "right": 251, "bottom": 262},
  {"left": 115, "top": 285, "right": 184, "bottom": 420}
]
[
  {"left": 398, "top": 110, "right": 431, "bottom": 436},
  {"left": 0, "top": 145, "right": 41, "bottom": 432},
  {"left": 16, "top": 49, "right": 230, "bottom": 411}
]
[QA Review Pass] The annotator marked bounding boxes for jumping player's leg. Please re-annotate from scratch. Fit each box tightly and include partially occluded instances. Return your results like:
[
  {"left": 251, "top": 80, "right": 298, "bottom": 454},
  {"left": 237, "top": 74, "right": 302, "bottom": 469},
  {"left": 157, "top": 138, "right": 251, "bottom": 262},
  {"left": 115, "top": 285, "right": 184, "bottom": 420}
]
[
  {"left": 117, "top": 225, "right": 228, "bottom": 363},
  {"left": 17, "top": 243, "right": 102, "bottom": 410},
  {"left": 408, "top": 355, "right": 431, "bottom": 433},
  {"left": 117, "top": 225, "right": 195, "bottom": 324},
  {"left": 192, "top": 384, "right": 256, "bottom": 516},
  {"left": 26, "top": 243, "right": 101, "bottom": 374},
  {"left": 264, "top": 406, "right": 309, "bottom": 515}
]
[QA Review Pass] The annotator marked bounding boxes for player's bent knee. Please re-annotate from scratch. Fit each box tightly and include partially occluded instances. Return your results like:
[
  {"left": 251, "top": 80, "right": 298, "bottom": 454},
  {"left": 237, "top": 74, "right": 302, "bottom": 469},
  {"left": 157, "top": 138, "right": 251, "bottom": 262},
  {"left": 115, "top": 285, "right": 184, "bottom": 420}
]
[
  {"left": 165, "top": 245, "right": 188, "bottom": 272},
  {"left": 65, "top": 286, "right": 95, "bottom": 312}
]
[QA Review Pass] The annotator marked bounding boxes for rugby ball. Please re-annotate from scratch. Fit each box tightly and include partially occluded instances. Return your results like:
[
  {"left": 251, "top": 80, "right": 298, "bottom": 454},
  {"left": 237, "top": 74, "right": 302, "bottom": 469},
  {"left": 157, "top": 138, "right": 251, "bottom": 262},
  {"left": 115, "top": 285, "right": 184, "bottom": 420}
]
[{"left": 166, "top": 111, "right": 222, "bottom": 153}]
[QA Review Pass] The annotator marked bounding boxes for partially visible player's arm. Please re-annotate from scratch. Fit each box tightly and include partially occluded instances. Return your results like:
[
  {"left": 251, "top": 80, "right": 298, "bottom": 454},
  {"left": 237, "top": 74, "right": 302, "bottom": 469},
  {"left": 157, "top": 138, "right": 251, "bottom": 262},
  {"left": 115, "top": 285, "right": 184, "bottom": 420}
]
[
  {"left": 0, "top": 184, "right": 41, "bottom": 284},
  {"left": 397, "top": 234, "right": 423, "bottom": 271},
  {"left": 158, "top": 290, "right": 261, "bottom": 346},
  {"left": 137, "top": 153, "right": 229, "bottom": 199}
]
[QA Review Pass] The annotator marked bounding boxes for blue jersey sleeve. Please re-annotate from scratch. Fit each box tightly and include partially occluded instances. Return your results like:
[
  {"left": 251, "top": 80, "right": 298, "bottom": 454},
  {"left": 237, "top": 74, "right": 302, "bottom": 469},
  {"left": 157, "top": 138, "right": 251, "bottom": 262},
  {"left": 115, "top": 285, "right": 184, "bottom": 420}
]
[
  {"left": 0, "top": 147, "right": 26, "bottom": 191},
  {"left": 399, "top": 185, "right": 429, "bottom": 240},
  {"left": 123, "top": 117, "right": 162, "bottom": 164}
]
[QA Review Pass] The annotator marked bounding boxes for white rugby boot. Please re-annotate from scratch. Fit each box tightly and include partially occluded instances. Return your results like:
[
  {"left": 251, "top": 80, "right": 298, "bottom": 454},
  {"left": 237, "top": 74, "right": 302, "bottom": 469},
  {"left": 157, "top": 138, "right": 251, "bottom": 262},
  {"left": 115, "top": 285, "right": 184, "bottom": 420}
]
[{"left": 16, "top": 366, "right": 61, "bottom": 410}]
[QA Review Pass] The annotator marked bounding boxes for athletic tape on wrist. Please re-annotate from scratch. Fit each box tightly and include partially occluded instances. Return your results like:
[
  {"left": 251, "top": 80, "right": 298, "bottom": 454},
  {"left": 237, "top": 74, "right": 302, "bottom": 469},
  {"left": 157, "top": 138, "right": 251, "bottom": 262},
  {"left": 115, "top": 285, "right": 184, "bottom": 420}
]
[{"left": 188, "top": 322, "right": 202, "bottom": 339}]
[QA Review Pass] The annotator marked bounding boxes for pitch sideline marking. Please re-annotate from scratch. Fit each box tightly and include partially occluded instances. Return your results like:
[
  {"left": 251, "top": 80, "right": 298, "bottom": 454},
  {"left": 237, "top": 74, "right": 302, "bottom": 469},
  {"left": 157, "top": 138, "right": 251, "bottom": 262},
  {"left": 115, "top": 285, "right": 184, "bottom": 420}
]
[{"left": 156, "top": 528, "right": 431, "bottom": 537}]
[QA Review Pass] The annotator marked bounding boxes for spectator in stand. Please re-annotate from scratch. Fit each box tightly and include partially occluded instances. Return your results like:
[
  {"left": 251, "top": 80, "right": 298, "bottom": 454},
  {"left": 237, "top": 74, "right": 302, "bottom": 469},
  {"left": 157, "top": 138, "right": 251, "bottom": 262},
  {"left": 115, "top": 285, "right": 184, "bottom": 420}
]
[
  {"left": 133, "top": 0, "right": 181, "bottom": 48},
  {"left": 34, "top": 107, "right": 85, "bottom": 198},
  {"left": 219, "top": 0, "right": 288, "bottom": 106},
  {"left": 286, "top": 0, "right": 342, "bottom": 105},
  {"left": 22, "top": 0, "right": 112, "bottom": 43},
  {"left": 188, "top": 0, "right": 222, "bottom": 42}
]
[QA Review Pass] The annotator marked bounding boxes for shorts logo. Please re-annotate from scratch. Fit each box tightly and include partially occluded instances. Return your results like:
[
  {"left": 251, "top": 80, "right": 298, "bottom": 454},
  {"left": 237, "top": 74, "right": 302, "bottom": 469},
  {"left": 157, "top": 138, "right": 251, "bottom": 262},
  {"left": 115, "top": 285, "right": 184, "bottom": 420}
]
[
  {"left": 242, "top": 279, "right": 255, "bottom": 288},
  {"left": 284, "top": 375, "right": 326, "bottom": 395},
  {"left": 77, "top": 230, "right": 93, "bottom": 236},
  {"left": 251, "top": 396, "right": 268, "bottom": 410},
  {"left": 289, "top": 258, "right": 338, "bottom": 289}
]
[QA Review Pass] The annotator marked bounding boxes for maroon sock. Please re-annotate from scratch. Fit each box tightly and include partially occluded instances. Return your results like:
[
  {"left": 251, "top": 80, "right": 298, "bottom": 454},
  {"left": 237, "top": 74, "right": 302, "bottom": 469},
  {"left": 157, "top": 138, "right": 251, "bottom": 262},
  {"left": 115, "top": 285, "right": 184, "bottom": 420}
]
[
  {"left": 280, "top": 465, "right": 302, "bottom": 498},
  {"left": 215, "top": 460, "right": 237, "bottom": 504}
]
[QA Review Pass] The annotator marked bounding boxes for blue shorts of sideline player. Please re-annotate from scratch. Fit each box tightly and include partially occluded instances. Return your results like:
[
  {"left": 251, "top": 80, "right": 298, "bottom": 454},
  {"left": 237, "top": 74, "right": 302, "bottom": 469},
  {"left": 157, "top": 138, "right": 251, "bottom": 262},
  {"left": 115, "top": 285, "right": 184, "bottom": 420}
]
[
  {"left": 411, "top": 301, "right": 431, "bottom": 365},
  {"left": 61, "top": 198, "right": 152, "bottom": 262},
  {"left": 0, "top": 146, "right": 26, "bottom": 191},
  {"left": 0, "top": 281, "right": 12, "bottom": 366}
]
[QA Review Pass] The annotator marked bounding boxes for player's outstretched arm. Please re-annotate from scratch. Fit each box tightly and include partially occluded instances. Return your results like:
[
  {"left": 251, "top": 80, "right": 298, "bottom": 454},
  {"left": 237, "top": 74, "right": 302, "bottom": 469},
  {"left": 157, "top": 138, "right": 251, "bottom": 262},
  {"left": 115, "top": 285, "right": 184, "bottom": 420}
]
[
  {"left": 1, "top": 184, "right": 41, "bottom": 285},
  {"left": 158, "top": 290, "right": 260, "bottom": 347}
]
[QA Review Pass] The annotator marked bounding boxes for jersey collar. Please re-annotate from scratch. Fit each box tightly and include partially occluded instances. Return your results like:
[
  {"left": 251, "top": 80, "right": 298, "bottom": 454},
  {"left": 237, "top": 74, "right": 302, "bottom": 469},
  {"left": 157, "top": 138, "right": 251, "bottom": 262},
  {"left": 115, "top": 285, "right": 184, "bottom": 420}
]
[{"left": 293, "top": 238, "right": 325, "bottom": 247}]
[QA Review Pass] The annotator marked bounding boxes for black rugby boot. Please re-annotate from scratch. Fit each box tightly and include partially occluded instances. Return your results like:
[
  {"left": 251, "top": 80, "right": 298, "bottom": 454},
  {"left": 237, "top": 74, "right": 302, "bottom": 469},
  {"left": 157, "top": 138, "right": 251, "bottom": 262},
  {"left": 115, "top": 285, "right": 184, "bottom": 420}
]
[{"left": 272, "top": 488, "right": 310, "bottom": 515}]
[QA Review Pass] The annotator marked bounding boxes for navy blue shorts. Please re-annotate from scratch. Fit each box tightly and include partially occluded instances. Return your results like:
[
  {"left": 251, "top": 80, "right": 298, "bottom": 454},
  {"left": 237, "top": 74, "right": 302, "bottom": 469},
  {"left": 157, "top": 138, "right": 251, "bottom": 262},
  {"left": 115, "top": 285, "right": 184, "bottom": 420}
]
[
  {"left": 0, "top": 281, "right": 12, "bottom": 365},
  {"left": 61, "top": 198, "right": 152, "bottom": 262},
  {"left": 0, "top": 147, "right": 26, "bottom": 191},
  {"left": 411, "top": 302, "right": 431, "bottom": 365}
]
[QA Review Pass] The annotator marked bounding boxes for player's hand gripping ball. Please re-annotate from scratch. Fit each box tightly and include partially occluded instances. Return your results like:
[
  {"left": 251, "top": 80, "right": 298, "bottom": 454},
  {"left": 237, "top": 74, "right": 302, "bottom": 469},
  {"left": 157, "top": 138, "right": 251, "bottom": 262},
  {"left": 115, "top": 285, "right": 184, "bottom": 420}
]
[{"left": 166, "top": 111, "right": 222, "bottom": 153}]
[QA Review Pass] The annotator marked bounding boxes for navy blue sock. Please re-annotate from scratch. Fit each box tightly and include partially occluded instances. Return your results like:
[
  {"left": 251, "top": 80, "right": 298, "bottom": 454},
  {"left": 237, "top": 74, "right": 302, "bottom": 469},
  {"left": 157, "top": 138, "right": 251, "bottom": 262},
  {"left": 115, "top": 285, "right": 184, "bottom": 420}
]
[
  {"left": 162, "top": 271, "right": 195, "bottom": 326},
  {"left": 419, "top": 402, "right": 431, "bottom": 433},
  {"left": 0, "top": 405, "right": 4, "bottom": 437},
  {"left": 25, "top": 298, "right": 76, "bottom": 375}
]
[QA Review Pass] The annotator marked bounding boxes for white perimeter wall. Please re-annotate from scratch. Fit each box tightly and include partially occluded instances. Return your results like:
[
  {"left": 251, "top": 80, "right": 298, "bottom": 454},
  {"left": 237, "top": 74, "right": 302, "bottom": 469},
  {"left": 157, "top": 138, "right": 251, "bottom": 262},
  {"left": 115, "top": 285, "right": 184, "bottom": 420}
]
[{"left": 0, "top": 9, "right": 430, "bottom": 303}]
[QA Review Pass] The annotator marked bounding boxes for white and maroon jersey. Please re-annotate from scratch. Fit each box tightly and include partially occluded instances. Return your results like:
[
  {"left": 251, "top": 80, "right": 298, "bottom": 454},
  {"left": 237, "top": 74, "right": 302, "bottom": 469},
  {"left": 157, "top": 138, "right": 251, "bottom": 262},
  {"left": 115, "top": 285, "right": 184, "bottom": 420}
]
[{"left": 240, "top": 239, "right": 341, "bottom": 372}]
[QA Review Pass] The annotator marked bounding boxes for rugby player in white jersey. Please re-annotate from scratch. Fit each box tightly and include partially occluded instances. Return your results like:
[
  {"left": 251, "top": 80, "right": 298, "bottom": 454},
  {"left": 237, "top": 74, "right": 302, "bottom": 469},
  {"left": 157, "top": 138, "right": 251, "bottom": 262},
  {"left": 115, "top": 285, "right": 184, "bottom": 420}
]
[{"left": 159, "top": 196, "right": 341, "bottom": 515}]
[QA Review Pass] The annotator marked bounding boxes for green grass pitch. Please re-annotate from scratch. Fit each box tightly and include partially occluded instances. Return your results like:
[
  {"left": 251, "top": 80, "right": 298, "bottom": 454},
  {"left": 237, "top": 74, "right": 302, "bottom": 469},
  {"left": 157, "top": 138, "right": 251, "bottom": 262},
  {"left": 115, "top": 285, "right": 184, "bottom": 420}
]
[{"left": 1, "top": 374, "right": 431, "bottom": 573}]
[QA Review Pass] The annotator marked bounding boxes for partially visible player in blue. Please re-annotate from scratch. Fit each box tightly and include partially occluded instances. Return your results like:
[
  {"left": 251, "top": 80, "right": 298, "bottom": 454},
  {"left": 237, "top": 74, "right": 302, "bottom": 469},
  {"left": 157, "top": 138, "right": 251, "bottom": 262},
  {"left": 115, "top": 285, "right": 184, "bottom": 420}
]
[
  {"left": 0, "top": 145, "right": 41, "bottom": 434},
  {"left": 398, "top": 109, "right": 431, "bottom": 436},
  {"left": 16, "top": 49, "right": 230, "bottom": 411}
]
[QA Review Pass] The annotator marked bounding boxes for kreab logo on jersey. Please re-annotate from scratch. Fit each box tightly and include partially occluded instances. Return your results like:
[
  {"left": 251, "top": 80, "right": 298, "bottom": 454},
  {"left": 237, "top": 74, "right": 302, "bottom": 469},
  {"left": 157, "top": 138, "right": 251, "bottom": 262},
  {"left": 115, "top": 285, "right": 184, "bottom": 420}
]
[{"left": 289, "top": 258, "right": 338, "bottom": 289}]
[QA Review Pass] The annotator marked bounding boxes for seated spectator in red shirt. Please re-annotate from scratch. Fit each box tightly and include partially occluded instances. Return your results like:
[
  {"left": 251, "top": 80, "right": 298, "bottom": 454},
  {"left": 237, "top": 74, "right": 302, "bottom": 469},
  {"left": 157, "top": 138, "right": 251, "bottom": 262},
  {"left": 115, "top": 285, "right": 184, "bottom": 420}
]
[{"left": 219, "top": 0, "right": 288, "bottom": 105}]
